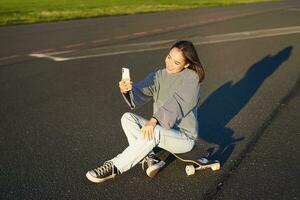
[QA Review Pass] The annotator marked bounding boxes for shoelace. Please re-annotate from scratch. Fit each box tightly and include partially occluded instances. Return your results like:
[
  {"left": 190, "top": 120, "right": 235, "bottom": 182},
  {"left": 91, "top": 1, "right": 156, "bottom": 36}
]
[
  {"left": 140, "top": 157, "right": 149, "bottom": 171},
  {"left": 94, "top": 161, "right": 114, "bottom": 176},
  {"left": 140, "top": 156, "right": 160, "bottom": 171}
]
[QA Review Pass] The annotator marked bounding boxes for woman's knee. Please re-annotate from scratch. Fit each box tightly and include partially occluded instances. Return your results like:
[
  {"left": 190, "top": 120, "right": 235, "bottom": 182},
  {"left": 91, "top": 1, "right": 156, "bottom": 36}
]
[
  {"left": 121, "top": 112, "right": 134, "bottom": 125},
  {"left": 121, "top": 112, "right": 147, "bottom": 129}
]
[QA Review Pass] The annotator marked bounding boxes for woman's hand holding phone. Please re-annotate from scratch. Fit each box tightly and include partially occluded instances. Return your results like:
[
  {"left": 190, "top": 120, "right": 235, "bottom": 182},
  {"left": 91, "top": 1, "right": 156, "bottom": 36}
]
[
  {"left": 119, "top": 80, "right": 133, "bottom": 94},
  {"left": 119, "top": 67, "right": 132, "bottom": 94}
]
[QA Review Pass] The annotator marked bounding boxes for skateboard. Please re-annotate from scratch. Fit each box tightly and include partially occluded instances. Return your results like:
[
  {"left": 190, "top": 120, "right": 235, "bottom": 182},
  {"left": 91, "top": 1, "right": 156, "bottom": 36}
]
[{"left": 170, "top": 152, "right": 220, "bottom": 176}]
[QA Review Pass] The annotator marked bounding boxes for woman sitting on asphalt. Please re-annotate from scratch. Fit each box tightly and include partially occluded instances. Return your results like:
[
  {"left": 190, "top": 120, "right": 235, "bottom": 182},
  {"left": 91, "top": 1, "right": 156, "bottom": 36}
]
[{"left": 86, "top": 40, "right": 205, "bottom": 183}]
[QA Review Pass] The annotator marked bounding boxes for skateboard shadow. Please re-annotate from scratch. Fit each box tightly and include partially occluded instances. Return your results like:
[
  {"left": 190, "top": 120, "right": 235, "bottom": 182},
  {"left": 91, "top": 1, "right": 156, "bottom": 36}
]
[{"left": 196, "top": 46, "right": 293, "bottom": 165}]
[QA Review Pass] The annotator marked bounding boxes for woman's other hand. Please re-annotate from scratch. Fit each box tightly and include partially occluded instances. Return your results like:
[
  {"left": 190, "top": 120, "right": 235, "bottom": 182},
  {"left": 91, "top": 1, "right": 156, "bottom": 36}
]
[{"left": 141, "top": 118, "right": 157, "bottom": 141}]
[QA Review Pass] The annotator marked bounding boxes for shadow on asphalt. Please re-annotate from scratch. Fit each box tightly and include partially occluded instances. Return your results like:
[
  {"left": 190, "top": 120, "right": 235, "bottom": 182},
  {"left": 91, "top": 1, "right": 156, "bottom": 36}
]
[{"left": 197, "top": 46, "right": 293, "bottom": 165}]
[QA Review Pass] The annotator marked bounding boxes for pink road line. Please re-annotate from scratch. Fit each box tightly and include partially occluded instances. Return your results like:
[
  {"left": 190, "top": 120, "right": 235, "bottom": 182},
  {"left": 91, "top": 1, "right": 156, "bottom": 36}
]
[
  {"left": 177, "top": 24, "right": 190, "bottom": 28},
  {"left": 133, "top": 32, "right": 148, "bottom": 36},
  {"left": 31, "top": 48, "right": 56, "bottom": 54},
  {"left": 64, "top": 43, "right": 86, "bottom": 49},
  {"left": 0, "top": 55, "right": 20, "bottom": 61},
  {"left": 114, "top": 35, "right": 130, "bottom": 40},
  {"left": 92, "top": 38, "right": 109, "bottom": 44},
  {"left": 188, "top": 22, "right": 198, "bottom": 26},
  {"left": 151, "top": 28, "right": 164, "bottom": 33},
  {"left": 164, "top": 26, "right": 177, "bottom": 31}
]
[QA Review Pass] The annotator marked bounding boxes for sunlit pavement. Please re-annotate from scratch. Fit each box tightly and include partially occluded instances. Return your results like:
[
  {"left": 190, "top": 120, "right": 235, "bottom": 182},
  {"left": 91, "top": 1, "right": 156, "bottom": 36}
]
[{"left": 0, "top": 0, "right": 299, "bottom": 199}]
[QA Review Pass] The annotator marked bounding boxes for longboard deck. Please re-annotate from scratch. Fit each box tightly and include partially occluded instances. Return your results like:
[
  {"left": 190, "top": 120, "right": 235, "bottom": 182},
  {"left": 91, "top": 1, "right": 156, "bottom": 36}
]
[{"left": 169, "top": 152, "right": 221, "bottom": 174}]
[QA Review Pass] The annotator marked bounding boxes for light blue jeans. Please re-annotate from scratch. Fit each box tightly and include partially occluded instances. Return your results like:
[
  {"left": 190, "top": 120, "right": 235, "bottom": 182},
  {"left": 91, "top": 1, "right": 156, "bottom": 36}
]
[{"left": 111, "top": 112, "right": 195, "bottom": 173}]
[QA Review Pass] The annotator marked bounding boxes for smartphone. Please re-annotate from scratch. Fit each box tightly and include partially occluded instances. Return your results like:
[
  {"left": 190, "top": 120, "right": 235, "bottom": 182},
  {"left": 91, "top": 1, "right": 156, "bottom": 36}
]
[{"left": 122, "top": 67, "right": 130, "bottom": 81}]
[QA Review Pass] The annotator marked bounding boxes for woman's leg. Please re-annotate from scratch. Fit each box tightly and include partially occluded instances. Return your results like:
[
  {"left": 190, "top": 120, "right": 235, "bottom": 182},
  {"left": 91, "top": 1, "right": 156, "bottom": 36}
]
[
  {"left": 111, "top": 112, "right": 195, "bottom": 173},
  {"left": 120, "top": 111, "right": 146, "bottom": 146},
  {"left": 111, "top": 112, "right": 158, "bottom": 173},
  {"left": 86, "top": 112, "right": 195, "bottom": 183}
]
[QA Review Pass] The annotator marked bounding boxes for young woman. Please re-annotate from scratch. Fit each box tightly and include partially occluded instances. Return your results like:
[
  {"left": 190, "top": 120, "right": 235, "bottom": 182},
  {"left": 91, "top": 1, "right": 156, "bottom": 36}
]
[{"left": 86, "top": 40, "right": 205, "bottom": 183}]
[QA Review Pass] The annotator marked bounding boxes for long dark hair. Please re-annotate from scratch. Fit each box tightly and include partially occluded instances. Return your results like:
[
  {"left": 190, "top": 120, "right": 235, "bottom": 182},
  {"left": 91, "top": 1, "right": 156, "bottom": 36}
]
[{"left": 171, "top": 40, "right": 205, "bottom": 82}]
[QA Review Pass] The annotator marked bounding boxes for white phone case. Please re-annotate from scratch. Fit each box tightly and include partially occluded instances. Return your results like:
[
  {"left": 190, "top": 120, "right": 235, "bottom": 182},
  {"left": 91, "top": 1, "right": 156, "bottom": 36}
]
[{"left": 122, "top": 68, "right": 130, "bottom": 80}]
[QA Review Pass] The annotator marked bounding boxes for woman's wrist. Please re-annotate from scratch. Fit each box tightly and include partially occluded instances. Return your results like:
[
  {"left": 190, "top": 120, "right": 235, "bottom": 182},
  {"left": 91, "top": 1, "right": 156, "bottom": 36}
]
[{"left": 149, "top": 117, "right": 158, "bottom": 126}]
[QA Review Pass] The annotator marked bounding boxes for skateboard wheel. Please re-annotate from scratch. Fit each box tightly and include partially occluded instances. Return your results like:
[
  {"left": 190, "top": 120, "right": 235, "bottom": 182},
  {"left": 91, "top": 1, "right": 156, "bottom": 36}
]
[
  {"left": 211, "top": 162, "right": 221, "bottom": 171},
  {"left": 185, "top": 165, "right": 195, "bottom": 176}
]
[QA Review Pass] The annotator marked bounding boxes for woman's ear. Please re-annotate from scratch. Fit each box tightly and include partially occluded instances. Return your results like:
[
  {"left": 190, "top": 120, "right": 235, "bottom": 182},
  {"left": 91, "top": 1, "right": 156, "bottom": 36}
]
[{"left": 184, "top": 63, "right": 190, "bottom": 68}]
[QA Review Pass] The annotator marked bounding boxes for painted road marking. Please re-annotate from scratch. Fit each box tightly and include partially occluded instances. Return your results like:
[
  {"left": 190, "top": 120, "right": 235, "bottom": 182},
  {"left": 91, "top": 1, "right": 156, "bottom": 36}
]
[
  {"left": 64, "top": 43, "right": 86, "bottom": 49},
  {"left": 105, "top": 39, "right": 174, "bottom": 48},
  {"left": 133, "top": 32, "right": 148, "bottom": 36},
  {"left": 6, "top": 6, "right": 294, "bottom": 62},
  {"left": 29, "top": 25, "right": 300, "bottom": 62},
  {"left": 286, "top": 8, "right": 300, "bottom": 12},
  {"left": 92, "top": 38, "right": 109, "bottom": 44},
  {"left": 29, "top": 40, "right": 174, "bottom": 61},
  {"left": 30, "top": 50, "right": 75, "bottom": 61},
  {"left": 31, "top": 49, "right": 56, "bottom": 54},
  {"left": 114, "top": 35, "right": 130, "bottom": 40},
  {"left": 151, "top": 28, "right": 164, "bottom": 33},
  {"left": 41, "top": 46, "right": 168, "bottom": 61},
  {"left": 193, "top": 25, "right": 300, "bottom": 45},
  {"left": 0, "top": 55, "right": 20, "bottom": 61}
]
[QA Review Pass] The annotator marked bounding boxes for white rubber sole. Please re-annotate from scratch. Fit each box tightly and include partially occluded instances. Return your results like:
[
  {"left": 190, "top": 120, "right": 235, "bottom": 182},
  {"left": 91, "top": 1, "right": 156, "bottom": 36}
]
[
  {"left": 146, "top": 161, "right": 166, "bottom": 178},
  {"left": 86, "top": 172, "right": 116, "bottom": 183}
]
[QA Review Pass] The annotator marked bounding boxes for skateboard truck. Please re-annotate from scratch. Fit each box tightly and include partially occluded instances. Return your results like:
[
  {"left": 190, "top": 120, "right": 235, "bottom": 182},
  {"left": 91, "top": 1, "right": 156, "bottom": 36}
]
[{"left": 185, "top": 161, "right": 221, "bottom": 176}]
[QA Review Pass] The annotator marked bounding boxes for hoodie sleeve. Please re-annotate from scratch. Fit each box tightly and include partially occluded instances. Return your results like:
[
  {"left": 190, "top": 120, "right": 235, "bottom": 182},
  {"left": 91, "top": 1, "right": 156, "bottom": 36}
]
[
  {"left": 153, "top": 73, "right": 200, "bottom": 129},
  {"left": 122, "top": 71, "right": 156, "bottom": 109}
]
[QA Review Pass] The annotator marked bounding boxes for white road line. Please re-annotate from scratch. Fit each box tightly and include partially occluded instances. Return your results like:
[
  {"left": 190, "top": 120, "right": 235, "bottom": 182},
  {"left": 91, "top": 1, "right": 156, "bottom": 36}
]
[
  {"left": 29, "top": 26, "right": 300, "bottom": 62},
  {"left": 47, "top": 46, "right": 169, "bottom": 61},
  {"left": 115, "top": 39, "right": 174, "bottom": 47},
  {"left": 30, "top": 53, "right": 70, "bottom": 61},
  {"left": 286, "top": 8, "right": 300, "bottom": 12},
  {"left": 193, "top": 26, "right": 300, "bottom": 45},
  {"left": 29, "top": 50, "right": 75, "bottom": 61}
]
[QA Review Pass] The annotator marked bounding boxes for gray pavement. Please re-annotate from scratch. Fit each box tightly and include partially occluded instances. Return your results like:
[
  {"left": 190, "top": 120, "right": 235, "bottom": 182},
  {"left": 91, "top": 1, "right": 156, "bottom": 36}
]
[
  {"left": 0, "top": 0, "right": 300, "bottom": 199},
  {"left": 214, "top": 79, "right": 300, "bottom": 200}
]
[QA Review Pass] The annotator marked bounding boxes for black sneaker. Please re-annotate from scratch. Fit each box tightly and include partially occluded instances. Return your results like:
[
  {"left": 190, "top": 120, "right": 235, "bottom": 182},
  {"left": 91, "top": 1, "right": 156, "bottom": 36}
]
[
  {"left": 141, "top": 154, "right": 165, "bottom": 177},
  {"left": 86, "top": 161, "right": 119, "bottom": 183}
]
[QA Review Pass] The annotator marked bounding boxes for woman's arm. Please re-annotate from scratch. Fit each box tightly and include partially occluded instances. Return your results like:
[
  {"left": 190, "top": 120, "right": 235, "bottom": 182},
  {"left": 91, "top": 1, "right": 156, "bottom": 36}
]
[{"left": 121, "top": 71, "right": 157, "bottom": 109}]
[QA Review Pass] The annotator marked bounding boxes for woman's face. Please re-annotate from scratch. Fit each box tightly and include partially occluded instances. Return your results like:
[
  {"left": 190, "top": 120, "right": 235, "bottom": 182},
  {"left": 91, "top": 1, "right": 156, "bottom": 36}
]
[{"left": 165, "top": 47, "right": 189, "bottom": 74}]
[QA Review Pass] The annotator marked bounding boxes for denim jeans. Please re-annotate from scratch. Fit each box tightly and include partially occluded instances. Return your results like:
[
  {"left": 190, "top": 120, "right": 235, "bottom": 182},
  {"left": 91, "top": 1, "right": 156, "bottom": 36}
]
[{"left": 111, "top": 112, "right": 195, "bottom": 173}]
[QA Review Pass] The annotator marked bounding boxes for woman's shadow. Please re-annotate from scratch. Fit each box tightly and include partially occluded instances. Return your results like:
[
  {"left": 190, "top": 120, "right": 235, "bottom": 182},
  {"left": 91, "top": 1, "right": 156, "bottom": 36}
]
[{"left": 196, "top": 46, "right": 293, "bottom": 165}]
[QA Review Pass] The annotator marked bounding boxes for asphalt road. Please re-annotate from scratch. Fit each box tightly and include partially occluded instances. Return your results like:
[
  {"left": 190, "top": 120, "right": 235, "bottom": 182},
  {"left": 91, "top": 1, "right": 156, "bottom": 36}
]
[
  {"left": 0, "top": 0, "right": 299, "bottom": 199},
  {"left": 214, "top": 78, "right": 300, "bottom": 200}
]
